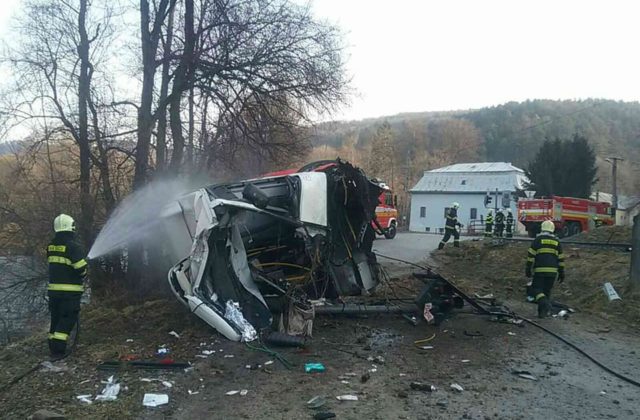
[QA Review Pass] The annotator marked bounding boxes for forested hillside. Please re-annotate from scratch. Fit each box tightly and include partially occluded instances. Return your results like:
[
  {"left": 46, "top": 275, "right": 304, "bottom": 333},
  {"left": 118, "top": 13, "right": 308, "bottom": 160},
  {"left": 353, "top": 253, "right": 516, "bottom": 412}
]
[{"left": 308, "top": 99, "right": 640, "bottom": 197}]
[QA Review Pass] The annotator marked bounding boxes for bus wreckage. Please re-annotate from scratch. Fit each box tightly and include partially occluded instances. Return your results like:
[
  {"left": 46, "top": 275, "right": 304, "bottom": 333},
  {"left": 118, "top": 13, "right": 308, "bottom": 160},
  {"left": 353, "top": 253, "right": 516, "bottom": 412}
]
[{"left": 164, "top": 160, "right": 387, "bottom": 341}]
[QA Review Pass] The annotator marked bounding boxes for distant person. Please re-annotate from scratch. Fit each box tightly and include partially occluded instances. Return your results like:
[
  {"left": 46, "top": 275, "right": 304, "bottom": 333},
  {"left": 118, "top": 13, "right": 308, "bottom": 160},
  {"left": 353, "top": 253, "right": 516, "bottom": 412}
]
[
  {"left": 438, "top": 202, "right": 463, "bottom": 249},
  {"left": 494, "top": 208, "right": 505, "bottom": 237},
  {"left": 525, "top": 220, "right": 565, "bottom": 318},
  {"left": 484, "top": 210, "right": 494, "bottom": 238},
  {"left": 505, "top": 209, "right": 514, "bottom": 238},
  {"left": 593, "top": 215, "right": 604, "bottom": 228},
  {"left": 47, "top": 214, "right": 88, "bottom": 358}
]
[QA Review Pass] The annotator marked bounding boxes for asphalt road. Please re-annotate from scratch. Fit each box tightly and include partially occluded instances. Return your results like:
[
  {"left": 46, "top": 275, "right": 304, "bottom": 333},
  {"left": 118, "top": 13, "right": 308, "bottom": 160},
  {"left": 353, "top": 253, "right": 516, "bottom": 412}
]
[{"left": 373, "top": 231, "right": 470, "bottom": 264}]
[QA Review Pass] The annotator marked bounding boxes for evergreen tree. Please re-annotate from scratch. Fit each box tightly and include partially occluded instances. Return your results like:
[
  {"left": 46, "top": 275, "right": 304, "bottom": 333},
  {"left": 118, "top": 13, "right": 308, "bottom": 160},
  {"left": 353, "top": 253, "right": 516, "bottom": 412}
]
[{"left": 525, "top": 134, "right": 597, "bottom": 198}]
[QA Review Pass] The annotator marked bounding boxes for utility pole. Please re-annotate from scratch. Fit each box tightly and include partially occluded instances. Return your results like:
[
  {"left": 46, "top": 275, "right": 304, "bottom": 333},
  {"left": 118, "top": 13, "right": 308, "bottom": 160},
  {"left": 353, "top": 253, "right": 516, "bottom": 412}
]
[
  {"left": 606, "top": 157, "right": 624, "bottom": 210},
  {"left": 631, "top": 215, "right": 640, "bottom": 291}
]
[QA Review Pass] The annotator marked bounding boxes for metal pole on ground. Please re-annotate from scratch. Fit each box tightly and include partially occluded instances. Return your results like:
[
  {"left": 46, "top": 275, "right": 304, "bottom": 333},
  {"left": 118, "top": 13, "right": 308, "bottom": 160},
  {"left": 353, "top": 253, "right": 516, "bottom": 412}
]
[{"left": 631, "top": 215, "right": 640, "bottom": 291}]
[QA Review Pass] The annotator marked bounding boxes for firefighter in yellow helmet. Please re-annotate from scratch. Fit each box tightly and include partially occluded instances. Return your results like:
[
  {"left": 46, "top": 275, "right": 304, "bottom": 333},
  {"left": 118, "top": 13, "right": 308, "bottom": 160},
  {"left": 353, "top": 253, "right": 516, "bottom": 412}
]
[
  {"left": 525, "top": 220, "right": 565, "bottom": 318},
  {"left": 47, "top": 214, "right": 87, "bottom": 358},
  {"left": 438, "top": 202, "right": 463, "bottom": 249}
]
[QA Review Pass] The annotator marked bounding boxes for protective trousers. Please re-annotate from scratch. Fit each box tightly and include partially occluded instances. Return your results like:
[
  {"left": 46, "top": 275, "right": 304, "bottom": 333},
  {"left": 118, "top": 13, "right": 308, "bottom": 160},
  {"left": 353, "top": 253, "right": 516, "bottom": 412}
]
[
  {"left": 494, "top": 223, "right": 504, "bottom": 237},
  {"left": 506, "top": 223, "right": 513, "bottom": 238},
  {"left": 48, "top": 297, "right": 80, "bottom": 355},
  {"left": 484, "top": 223, "right": 493, "bottom": 237},
  {"left": 531, "top": 274, "right": 555, "bottom": 317},
  {"left": 439, "top": 228, "right": 460, "bottom": 249}
]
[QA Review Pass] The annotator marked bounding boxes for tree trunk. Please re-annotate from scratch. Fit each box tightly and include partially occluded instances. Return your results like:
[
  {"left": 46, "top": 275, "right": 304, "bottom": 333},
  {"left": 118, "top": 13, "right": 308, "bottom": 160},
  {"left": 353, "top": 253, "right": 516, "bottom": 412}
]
[
  {"left": 155, "top": 3, "right": 175, "bottom": 173},
  {"left": 77, "top": 0, "right": 94, "bottom": 246},
  {"left": 168, "top": 0, "right": 195, "bottom": 173},
  {"left": 631, "top": 215, "right": 640, "bottom": 291},
  {"left": 187, "top": 85, "right": 195, "bottom": 168}
]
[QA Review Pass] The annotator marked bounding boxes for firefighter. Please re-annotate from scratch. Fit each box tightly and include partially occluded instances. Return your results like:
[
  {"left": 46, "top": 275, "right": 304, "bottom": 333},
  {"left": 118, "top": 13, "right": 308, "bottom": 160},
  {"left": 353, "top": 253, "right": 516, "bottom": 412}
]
[
  {"left": 438, "top": 202, "right": 463, "bottom": 249},
  {"left": 505, "top": 209, "right": 514, "bottom": 238},
  {"left": 593, "top": 216, "right": 604, "bottom": 228},
  {"left": 47, "top": 214, "right": 87, "bottom": 358},
  {"left": 525, "top": 220, "right": 565, "bottom": 318},
  {"left": 494, "top": 208, "right": 505, "bottom": 237},
  {"left": 484, "top": 210, "right": 494, "bottom": 238}
]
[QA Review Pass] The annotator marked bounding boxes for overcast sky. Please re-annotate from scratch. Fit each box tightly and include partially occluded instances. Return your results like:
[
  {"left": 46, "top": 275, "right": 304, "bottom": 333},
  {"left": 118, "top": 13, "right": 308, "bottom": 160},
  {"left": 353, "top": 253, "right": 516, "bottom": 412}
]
[{"left": 1, "top": 0, "right": 639, "bottom": 122}]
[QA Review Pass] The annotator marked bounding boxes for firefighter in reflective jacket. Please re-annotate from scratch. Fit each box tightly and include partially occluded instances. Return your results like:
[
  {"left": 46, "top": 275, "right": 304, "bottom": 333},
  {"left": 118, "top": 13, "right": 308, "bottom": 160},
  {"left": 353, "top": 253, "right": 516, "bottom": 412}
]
[
  {"left": 505, "top": 209, "right": 514, "bottom": 238},
  {"left": 438, "top": 202, "right": 462, "bottom": 249},
  {"left": 494, "top": 209, "right": 505, "bottom": 237},
  {"left": 484, "top": 210, "right": 493, "bottom": 238},
  {"left": 47, "top": 214, "right": 87, "bottom": 357},
  {"left": 525, "top": 220, "right": 565, "bottom": 318}
]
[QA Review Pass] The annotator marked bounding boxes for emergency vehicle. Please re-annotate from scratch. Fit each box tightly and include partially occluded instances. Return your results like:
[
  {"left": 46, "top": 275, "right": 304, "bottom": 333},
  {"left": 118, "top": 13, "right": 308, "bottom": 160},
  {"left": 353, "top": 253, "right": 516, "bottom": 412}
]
[{"left": 517, "top": 195, "right": 614, "bottom": 238}]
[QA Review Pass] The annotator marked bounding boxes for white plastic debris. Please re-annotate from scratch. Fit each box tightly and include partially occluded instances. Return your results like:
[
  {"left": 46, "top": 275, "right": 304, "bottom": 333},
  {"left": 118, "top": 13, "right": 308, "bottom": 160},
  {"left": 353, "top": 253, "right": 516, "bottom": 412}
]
[
  {"left": 340, "top": 380, "right": 350, "bottom": 384},
  {"left": 76, "top": 395, "right": 93, "bottom": 404},
  {"left": 344, "top": 372, "right": 357, "bottom": 377},
  {"left": 518, "top": 373, "right": 537, "bottom": 381},
  {"left": 195, "top": 355, "right": 208, "bottom": 359},
  {"left": 507, "top": 332, "right": 516, "bottom": 336},
  {"left": 450, "top": 383, "right": 464, "bottom": 392},
  {"left": 126, "top": 338, "right": 134, "bottom": 343},
  {"left": 240, "top": 389, "right": 248, "bottom": 396},
  {"left": 41, "top": 361, "right": 68, "bottom": 372},
  {"left": 188, "top": 390, "right": 199, "bottom": 395},
  {"left": 336, "top": 394, "right": 359, "bottom": 401},
  {"left": 202, "top": 350, "right": 215, "bottom": 355},
  {"left": 461, "top": 359, "right": 470, "bottom": 363},
  {"left": 226, "top": 390, "right": 240, "bottom": 396},
  {"left": 420, "top": 345, "right": 434, "bottom": 350},
  {"left": 223, "top": 354, "right": 235, "bottom": 358},
  {"left": 143, "top": 393, "right": 169, "bottom": 407},
  {"left": 95, "top": 376, "right": 121, "bottom": 401},
  {"left": 399, "top": 373, "right": 407, "bottom": 377},
  {"left": 224, "top": 301, "right": 257, "bottom": 342},
  {"left": 603, "top": 282, "right": 621, "bottom": 301},
  {"left": 162, "top": 381, "right": 173, "bottom": 388},
  {"left": 169, "top": 331, "right": 180, "bottom": 339},
  {"left": 264, "top": 360, "right": 274, "bottom": 365}
]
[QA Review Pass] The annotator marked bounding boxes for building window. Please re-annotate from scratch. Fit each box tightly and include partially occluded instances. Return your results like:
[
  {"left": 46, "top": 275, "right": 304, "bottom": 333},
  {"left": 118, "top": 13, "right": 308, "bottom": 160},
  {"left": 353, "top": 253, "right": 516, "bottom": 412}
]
[
  {"left": 461, "top": 180, "right": 466, "bottom": 185},
  {"left": 470, "top": 208, "right": 477, "bottom": 219},
  {"left": 420, "top": 207, "right": 426, "bottom": 218}
]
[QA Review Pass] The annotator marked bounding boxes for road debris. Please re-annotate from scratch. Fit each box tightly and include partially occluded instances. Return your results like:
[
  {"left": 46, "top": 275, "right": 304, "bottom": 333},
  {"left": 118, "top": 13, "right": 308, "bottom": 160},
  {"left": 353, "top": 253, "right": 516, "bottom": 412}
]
[
  {"left": 201, "top": 350, "right": 215, "bottom": 355},
  {"left": 512, "top": 369, "right": 538, "bottom": 381},
  {"left": 225, "top": 390, "right": 240, "bottom": 396},
  {"left": 507, "top": 332, "right": 517, "bottom": 336},
  {"left": 305, "top": 363, "right": 326, "bottom": 373},
  {"left": 418, "top": 345, "right": 434, "bottom": 350},
  {"left": 603, "top": 282, "right": 621, "bottom": 301},
  {"left": 188, "top": 390, "right": 199, "bottom": 395},
  {"left": 461, "top": 359, "right": 470, "bottom": 363},
  {"left": 142, "top": 393, "right": 169, "bottom": 407},
  {"left": 313, "top": 412, "right": 337, "bottom": 420},
  {"left": 450, "top": 383, "right": 464, "bottom": 392},
  {"left": 306, "top": 395, "right": 327, "bottom": 410},
  {"left": 126, "top": 338, "right": 134, "bottom": 343},
  {"left": 40, "top": 361, "right": 68, "bottom": 373},
  {"left": 410, "top": 382, "right": 436, "bottom": 392},
  {"left": 168, "top": 331, "right": 180, "bottom": 339},
  {"left": 76, "top": 395, "right": 93, "bottom": 404},
  {"left": 414, "top": 333, "right": 436, "bottom": 345},
  {"left": 95, "top": 376, "right": 120, "bottom": 402},
  {"left": 336, "top": 394, "right": 359, "bottom": 401}
]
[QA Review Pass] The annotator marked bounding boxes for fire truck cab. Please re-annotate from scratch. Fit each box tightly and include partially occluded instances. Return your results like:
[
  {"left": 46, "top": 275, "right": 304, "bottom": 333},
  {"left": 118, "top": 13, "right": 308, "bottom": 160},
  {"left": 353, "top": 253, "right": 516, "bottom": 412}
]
[
  {"left": 375, "top": 184, "right": 398, "bottom": 239},
  {"left": 517, "top": 195, "right": 614, "bottom": 238}
]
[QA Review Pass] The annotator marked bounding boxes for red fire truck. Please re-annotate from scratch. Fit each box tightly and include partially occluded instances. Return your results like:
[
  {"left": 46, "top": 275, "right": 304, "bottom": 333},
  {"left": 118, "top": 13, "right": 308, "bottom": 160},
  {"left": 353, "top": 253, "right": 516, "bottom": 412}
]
[{"left": 517, "top": 195, "right": 614, "bottom": 238}]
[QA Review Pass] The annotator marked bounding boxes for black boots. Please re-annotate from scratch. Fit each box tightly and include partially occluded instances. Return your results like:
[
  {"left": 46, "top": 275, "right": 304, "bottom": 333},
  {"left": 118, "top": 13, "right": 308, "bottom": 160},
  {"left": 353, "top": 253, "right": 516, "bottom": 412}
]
[{"left": 537, "top": 297, "right": 551, "bottom": 318}]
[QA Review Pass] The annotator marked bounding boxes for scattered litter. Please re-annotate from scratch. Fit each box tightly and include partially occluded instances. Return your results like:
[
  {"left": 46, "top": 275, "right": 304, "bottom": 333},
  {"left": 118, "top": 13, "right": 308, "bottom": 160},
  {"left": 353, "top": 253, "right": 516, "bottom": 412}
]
[
  {"left": 79, "top": 379, "right": 91, "bottom": 385},
  {"left": 507, "top": 332, "right": 516, "bottom": 336},
  {"left": 240, "top": 389, "right": 248, "bottom": 396},
  {"left": 184, "top": 367, "right": 194, "bottom": 373},
  {"left": 202, "top": 350, "right": 215, "bottom": 356},
  {"left": 95, "top": 376, "right": 120, "bottom": 402},
  {"left": 188, "top": 390, "right": 199, "bottom": 395},
  {"left": 305, "top": 363, "right": 326, "bottom": 373},
  {"left": 603, "top": 282, "right": 621, "bottom": 301},
  {"left": 225, "top": 390, "right": 240, "bottom": 396},
  {"left": 126, "top": 338, "right": 134, "bottom": 343},
  {"left": 399, "top": 373, "right": 407, "bottom": 377},
  {"left": 474, "top": 293, "right": 494, "bottom": 299},
  {"left": 368, "top": 367, "right": 378, "bottom": 373},
  {"left": 402, "top": 314, "right": 418, "bottom": 326},
  {"left": 600, "top": 391, "right": 607, "bottom": 395},
  {"left": 512, "top": 369, "right": 538, "bottom": 381},
  {"left": 76, "top": 395, "right": 93, "bottom": 404},
  {"left": 336, "top": 394, "right": 359, "bottom": 401},
  {"left": 223, "top": 354, "right": 235, "bottom": 358},
  {"left": 306, "top": 395, "right": 327, "bottom": 410},
  {"left": 340, "top": 380, "right": 350, "bottom": 384},
  {"left": 419, "top": 345, "right": 434, "bottom": 350},
  {"left": 366, "top": 355, "right": 385, "bottom": 364},
  {"left": 264, "top": 360, "right": 274, "bottom": 366},
  {"left": 224, "top": 300, "right": 258, "bottom": 342},
  {"left": 423, "top": 303, "right": 434, "bottom": 323},
  {"left": 461, "top": 359, "right": 470, "bottom": 363},
  {"left": 156, "top": 347, "right": 170, "bottom": 356},
  {"left": 553, "top": 310, "right": 569, "bottom": 319},
  {"left": 162, "top": 381, "right": 173, "bottom": 388},
  {"left": 344, "top": 372, "right": 357, "bottom": 377},
  {"left": 41, "top": 361, "right": 68, "bottom": 373},
  {"left": 142, "top": 393, "right": 169, "bottom": 407},
  {"left": 195, "top": 355, "right": 208, "bottom": 359},
  {"left": 450, "top": 383, "right": 464, "bottom": 392},
  {"left": 414, "top": 334, "right": 436, "bottom": 344},
  {"left": 314, "top": 412, "right": 336, "bottom": 420},
  {"left": 410, "top": 382, "right": 436, "bottom": 392},
  {"left": 169, "top": 331, "right": 180, "bottom": 339}
]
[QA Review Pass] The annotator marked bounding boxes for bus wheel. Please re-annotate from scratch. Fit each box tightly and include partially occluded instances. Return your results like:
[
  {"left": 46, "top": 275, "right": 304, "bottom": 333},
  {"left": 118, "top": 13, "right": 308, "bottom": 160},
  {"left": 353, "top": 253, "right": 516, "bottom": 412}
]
[{"left": 384, "top": 222, "right": 397, "bottom": 239}]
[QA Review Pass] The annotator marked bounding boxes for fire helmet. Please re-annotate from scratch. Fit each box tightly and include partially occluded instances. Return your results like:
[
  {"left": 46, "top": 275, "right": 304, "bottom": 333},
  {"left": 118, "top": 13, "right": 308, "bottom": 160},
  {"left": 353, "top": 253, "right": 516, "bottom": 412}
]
[
  {"left": 541, "top": 220, "right": 555, "bottom": 233},
  {"left": 53, "top": 214, "right": 76, "bottom": 233}
]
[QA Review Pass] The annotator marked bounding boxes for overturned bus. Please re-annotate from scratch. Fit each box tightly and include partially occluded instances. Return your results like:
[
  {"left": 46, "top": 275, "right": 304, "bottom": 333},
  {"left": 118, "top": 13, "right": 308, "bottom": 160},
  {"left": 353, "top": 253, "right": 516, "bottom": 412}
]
[{"left": 163, "top": 160, "right": 385, "bottom": 341}]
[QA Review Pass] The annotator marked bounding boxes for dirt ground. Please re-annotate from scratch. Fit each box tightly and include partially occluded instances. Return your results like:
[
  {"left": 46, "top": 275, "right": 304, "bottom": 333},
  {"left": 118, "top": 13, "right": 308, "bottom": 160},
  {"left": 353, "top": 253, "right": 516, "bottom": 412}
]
[{"left": 1, "top": 234, "right": 640, "bottom": 419}]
